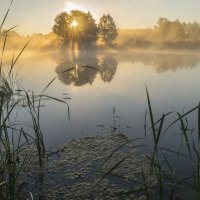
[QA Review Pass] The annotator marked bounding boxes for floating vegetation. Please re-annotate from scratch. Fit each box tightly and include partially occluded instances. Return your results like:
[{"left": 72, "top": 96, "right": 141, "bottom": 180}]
[{"left": 25, "top": 134, "right": 150, "bottom": 200}]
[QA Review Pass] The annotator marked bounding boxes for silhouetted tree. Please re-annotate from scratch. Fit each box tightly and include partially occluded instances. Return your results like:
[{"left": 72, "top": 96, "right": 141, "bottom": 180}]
[
  {"left": 52, "top": 12, "right": 71, "bottom": 43},
  {"left": 154, "top": 18, "right": 185, "bottom": 42},
  {"left": 98, "top": 14, "right": 118, "bottom": 45},
  {"left": 184, "top": 22, "right": 200, "bottom": 42},
  {"left": 52, "top": 10, "right": 98, "bottom": 47}
]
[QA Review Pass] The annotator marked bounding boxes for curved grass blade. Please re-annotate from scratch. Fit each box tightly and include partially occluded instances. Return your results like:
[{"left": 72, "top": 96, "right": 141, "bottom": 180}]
[
  {"left": 164, "top": 105, "right": 199, "bottom": 134},
  {"left": 93, "top": 154, "right": 130, "bottom": 190},
  {"left": 160, "top": 147, "right": 188, "bottom": 158},
  {"left": 102, "top": 138, "right": 144, "bottom": 166},
  {"left": 61, "top": 67, "right": 76, "bottom": 74},
  {"left": 3, "top": 25, "right": 18, "bottom": 34},
  {"left": 0, "top": 0, "right": 14, "bottom": 33},
  {"left": 81, "top": 65, "right": 98, "bottom": 70},
  {"left": 169, "top": 177, "right": 193, "bottom": 200},
  {"left": 0, "top": 34, "right": 8, "bottom": 74},
  {"left": 10, "top": 39, "right": 31, "bottom": 75}
]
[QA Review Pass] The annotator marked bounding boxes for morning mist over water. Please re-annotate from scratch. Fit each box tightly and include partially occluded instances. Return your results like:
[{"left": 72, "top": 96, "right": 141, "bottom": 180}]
[{"left": 1, "top": 0, "right": 200, "bottom": 199}]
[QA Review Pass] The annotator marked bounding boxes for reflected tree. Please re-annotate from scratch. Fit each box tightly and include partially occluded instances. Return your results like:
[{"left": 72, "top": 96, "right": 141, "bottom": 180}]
[
  {"left": 55, "top": 51, "right": 118, "bottom": 86},
  {"left": 110, "top": 51, "right": 200, "bottom": 73},
  {"left": 99, "top": 56, "right": 118, "bottom": 82},
  {"left": 55, "top": 52, "right": 99, "bottom": 86},
  {"left": 153, "top": 54, "right": 200, "bottom": 73}
]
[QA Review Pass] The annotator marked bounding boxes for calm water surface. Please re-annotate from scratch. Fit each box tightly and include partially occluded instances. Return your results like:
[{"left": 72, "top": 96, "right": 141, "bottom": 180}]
[{"left": 5, "top": 50, "right": 200, "bottom": 149}]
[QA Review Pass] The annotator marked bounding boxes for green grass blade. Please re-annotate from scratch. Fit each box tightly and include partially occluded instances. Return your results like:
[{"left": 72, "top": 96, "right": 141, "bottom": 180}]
[
  {"left": 178, "top": 113, "right": 192, "bottom": 158},
  {"left": 146, "top": 86, "right": 157, "bottom": 148},
  {"left": 144, "top": 109, "right": 147, "bottom": 137},
  {"left": 155, "top": 114, "right": 165, "bottom": 151},
  {"left": 198, "top": 102, "right": 200, "bottom": 145}
]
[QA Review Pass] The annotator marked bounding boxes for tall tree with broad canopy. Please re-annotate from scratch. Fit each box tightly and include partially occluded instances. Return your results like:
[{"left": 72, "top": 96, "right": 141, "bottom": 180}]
[
  {"left": 98, "top": 14, "right": 118, "bottom": 45},
  {"left": 52, "top": 10, "right": 98, "bottom": 48}
]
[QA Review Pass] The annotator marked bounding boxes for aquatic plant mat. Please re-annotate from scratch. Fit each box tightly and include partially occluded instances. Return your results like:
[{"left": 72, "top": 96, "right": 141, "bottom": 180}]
[{"left": 25, "top": 134, "right": 148, "bottom": 200}]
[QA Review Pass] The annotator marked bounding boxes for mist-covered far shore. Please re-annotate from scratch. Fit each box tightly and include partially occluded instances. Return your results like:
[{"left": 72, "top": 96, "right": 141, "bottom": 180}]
[{"left": 2, "top": 17, "right": 200, "bottom": 52}]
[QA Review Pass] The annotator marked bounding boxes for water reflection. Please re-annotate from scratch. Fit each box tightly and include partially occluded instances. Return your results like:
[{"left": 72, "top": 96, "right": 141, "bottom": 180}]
[
  {"left": 153, "top": 54, "right": 200, "bottom": 73},
  {"left": 115, "top": 52, "right": 200, "bottom": 73},
  {"left": 55, "top": 51, "right": 118, "bottom": 86},
  {"left": 4, "top": 49, "right": 200, "bottom": 149},
  {"left": 55, "top": 50, "right": 200, "bottom": 87},
  {"left": 99, "top": 56, "right": 117, "bottom": 82}
]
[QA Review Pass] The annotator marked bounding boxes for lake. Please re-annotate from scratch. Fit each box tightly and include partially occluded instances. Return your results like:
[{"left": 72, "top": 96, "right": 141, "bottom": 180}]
[{"left": 4, "top": 49, "right": 200, "bottom": 150}]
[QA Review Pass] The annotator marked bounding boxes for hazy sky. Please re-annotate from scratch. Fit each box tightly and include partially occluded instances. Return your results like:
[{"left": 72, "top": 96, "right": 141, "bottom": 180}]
[{"left": 1, "top": 0, "right": 200, "bottom": 35}]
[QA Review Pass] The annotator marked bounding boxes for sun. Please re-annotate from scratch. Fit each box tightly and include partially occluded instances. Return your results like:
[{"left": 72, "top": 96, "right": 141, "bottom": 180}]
[{"left": 71, "top": 20, "right": 78, "bottom": 28}]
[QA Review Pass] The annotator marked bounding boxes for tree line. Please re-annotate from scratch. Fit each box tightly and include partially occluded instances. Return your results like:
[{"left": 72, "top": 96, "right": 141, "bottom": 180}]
[
  {"left": 2, "top": 15, "right": 200, "bottom": 51},
  {"left": 116, "top": 18, "right": 200, "bottom": 49},
  {"left": 52, "top": 10, "right": 200, "bottom": 50},
  {"left": 52, "top": 10, "right": 118, "bottom": 48}
]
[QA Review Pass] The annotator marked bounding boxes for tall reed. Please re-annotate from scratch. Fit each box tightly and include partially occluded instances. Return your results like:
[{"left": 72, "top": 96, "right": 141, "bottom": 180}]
[{"left": 0, "top": 1, "right": 71, "bottom": 199}]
